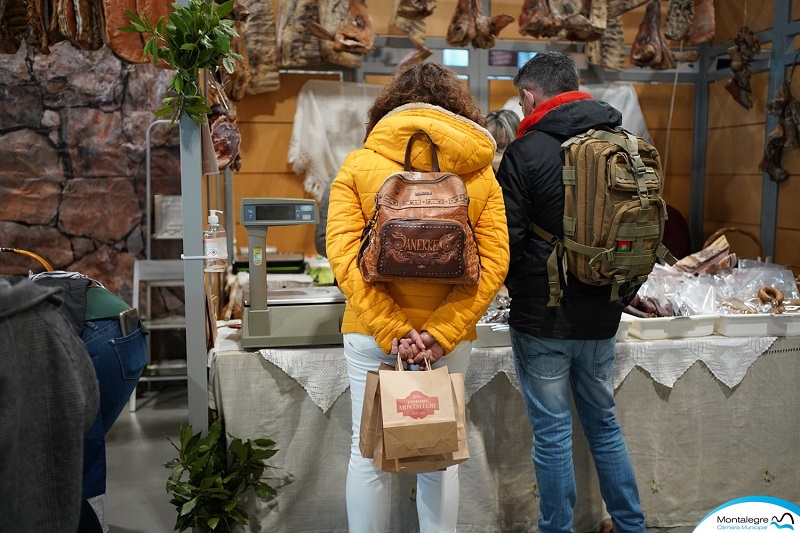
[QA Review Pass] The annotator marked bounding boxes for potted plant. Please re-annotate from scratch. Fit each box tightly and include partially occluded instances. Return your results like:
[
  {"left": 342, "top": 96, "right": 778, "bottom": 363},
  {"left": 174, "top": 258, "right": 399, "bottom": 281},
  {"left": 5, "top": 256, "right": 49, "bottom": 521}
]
[
  {"left": 164, "top": 417, "right": 281, "bottom": 532},
  {"left": 122, "top": 0, "right": 242, "bottom": 125}
]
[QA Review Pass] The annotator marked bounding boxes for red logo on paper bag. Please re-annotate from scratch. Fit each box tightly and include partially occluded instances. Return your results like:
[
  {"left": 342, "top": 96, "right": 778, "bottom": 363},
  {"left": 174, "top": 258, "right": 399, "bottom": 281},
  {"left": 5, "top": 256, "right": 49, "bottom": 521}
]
[{"left": 396, "top": 391, "right": 440, "bottom": 419}]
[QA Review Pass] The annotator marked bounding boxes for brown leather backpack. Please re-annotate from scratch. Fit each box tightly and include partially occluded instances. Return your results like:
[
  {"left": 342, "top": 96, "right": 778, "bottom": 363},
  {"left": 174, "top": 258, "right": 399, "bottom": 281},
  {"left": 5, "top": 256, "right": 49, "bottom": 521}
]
[{"left": 358, "top": 131, "right": 481, "bottom": 285}]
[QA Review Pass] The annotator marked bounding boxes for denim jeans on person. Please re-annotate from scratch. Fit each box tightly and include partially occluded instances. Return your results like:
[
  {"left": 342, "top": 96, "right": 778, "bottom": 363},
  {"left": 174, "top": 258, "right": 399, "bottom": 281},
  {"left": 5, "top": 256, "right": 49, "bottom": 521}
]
[
  {"left": 344, "top": 333, "right": 471, "bottom": 533},
  {"left": 510, "top": 328, "right": 645, "bottom": 533},
  {"left": 81, "top": 319, "right": 147, "bottom": 500}
]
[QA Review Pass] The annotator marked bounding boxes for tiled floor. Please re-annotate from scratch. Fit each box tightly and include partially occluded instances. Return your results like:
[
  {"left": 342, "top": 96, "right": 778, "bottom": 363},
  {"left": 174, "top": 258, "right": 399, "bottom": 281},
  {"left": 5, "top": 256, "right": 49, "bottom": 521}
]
[
  {"left": 104, "top": 384, "right": 696, "bottom": 533},
  {"left": 105, "top": 384, "right": 188, "bottom": 533}
]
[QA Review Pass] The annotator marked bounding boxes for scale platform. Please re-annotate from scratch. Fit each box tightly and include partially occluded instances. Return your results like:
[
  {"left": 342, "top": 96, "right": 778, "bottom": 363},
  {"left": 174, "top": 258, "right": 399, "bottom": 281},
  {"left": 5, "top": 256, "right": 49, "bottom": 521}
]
[
  {"left": 241, "top": 286, "right": 346, "bottom": 349},
  {"left": 266, "top": 286, "right": 346, "bottom": 306}
]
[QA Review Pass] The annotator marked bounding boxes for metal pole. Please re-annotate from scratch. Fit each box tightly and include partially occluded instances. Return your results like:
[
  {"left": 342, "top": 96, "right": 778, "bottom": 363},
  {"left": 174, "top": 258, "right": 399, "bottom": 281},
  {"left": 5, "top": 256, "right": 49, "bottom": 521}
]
[
  {"left": 689, "top": 43, "right": 711, "bottom": 253},
  {"left": 145, "top": 119, "right": 172, "bottom": 259},
  {"left": 759, "top": 0, "right": 791, "bottom": 260},
  {"left": 175, "top": 0, "right": 208, "bottom": 439}
]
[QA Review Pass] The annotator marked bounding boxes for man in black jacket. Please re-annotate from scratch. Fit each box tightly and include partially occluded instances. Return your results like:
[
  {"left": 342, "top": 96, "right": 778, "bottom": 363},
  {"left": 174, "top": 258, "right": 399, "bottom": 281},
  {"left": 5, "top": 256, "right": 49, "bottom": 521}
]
[{"left": 496, "top": 51, "right": 645, "bottom": 533}]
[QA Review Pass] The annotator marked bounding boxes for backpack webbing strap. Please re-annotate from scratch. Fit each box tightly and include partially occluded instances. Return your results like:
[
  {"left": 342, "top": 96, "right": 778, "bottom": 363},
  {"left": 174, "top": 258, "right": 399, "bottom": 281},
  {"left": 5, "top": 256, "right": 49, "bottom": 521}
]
[
  {"left": 590, "top": 128, "right": 639, "bottom": 155},
  {"left": 655, "top": 242, "right": 677, "bottom": 266},
  {"left": 561, "top": 130, "right": 595, "bottom": 188},
  {"left": 531, "top": 224, "right": 565, "bottom": 307}
]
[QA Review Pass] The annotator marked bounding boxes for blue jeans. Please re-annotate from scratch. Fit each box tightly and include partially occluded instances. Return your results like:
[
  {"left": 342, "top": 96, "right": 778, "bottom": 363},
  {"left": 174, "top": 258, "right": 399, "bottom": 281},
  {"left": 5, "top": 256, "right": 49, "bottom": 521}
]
[
  {"left": 81, "top": 319, "right": 147, "bottom": 499},
  {"left": 510, "top": 329, "right": 644, "bottom": 533}
]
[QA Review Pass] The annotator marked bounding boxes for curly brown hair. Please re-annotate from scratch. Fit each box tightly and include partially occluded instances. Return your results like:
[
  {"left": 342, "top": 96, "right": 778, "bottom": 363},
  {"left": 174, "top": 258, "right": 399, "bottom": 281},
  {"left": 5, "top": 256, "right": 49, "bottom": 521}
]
[{"left": 365, "top": 62, "right": 486, "bottom": 139}]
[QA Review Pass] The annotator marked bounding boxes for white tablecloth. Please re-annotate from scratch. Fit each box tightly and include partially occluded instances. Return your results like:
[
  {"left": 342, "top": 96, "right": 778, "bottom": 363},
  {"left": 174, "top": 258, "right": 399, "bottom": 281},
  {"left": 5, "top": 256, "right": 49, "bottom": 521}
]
[{"left": 208, "top": 329, "right": 800, "bottom": 532}]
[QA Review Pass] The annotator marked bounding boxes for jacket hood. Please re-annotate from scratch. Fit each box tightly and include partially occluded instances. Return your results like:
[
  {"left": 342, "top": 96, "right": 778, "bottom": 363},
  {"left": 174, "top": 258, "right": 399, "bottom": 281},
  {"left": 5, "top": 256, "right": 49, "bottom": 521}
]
[
  {"left": 364, "top": 103, "right": 496, "bottom": 176},
  {"left": 525, "top": 97, "right": 623, "bottom": 139},
  {"left": 0, "top": 277, "right": 62, "bottom": 319}
]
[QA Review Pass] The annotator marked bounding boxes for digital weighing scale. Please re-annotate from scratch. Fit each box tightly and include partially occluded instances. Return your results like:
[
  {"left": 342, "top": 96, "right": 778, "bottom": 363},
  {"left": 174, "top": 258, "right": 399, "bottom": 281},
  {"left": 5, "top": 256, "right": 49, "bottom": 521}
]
[{"left": 240, "top": 197, "right": 345, "bottom": 349}]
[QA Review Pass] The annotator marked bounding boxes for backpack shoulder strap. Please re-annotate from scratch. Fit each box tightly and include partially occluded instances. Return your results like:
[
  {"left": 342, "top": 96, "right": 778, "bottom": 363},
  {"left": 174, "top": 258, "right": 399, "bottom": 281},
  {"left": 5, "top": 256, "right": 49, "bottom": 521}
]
[{"left": 530, "top": 224, "right": 565, "bottom": 307}]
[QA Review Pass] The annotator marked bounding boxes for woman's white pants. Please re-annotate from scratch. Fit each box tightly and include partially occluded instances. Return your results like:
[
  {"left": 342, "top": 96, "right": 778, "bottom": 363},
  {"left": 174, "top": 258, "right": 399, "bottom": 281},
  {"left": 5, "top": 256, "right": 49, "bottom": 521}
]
[{"left": 343, "top": 333, "right": 471, "bottom": 533}]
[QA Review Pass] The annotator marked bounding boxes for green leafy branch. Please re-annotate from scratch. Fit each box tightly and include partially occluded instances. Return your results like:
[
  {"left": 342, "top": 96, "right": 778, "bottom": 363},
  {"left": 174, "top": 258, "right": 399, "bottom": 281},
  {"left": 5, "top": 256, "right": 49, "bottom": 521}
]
[
  {"left": 164, "top": 418, "right": 280, "bottom": 532},
  {"left": 121, "top": 0, "right": 242, "bottom": 125}
]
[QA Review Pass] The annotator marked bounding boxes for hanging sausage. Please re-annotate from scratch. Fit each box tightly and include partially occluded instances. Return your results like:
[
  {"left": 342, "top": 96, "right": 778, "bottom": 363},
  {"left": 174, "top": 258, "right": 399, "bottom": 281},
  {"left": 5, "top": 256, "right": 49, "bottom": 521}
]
[
  {"left": 664, "top": 0, "right": 693, "bottom": 41},
  {"left": 725, "top": 26, "right": 759, "bottom": 110}
]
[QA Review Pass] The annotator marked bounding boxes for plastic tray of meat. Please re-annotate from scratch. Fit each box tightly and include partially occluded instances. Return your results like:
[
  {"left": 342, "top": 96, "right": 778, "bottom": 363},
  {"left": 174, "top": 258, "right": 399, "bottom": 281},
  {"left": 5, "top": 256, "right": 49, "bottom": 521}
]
[
  {"left": 627, "top": 315, "right": 718, "bottom": 340},
  {"left": 616, "top": 314, "right": 633, "bottom": 342},
  {"left": 714, "top": 313, "right": 800, "bottom": 337}
]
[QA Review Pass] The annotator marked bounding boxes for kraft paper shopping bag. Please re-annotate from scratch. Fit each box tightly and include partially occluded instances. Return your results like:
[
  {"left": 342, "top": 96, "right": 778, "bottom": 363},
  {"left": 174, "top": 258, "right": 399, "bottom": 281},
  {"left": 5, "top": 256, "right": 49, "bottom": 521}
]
[
  {"left": 379, "top": 359, "right": 458, "bottom": 460},
  {"left": 374, "top": 371, "right": 469, "bottom": 474},
  {"left": 358, "top": 363, "right": 393, "bottom": 459}
]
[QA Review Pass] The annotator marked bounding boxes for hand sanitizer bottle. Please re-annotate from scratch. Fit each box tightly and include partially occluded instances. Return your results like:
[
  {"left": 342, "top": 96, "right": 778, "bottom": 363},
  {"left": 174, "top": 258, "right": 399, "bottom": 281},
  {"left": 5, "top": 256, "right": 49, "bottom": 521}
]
[{"left": 203, "top": 210, "right": 228, "bottom": 272}]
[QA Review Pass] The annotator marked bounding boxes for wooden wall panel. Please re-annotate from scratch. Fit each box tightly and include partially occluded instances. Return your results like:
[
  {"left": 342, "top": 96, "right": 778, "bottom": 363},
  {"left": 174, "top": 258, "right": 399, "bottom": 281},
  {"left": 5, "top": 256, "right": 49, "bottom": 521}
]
[
  {"left": 232, "top": 73, "right": 348, "bottom": 257},
  {"left": 715, "top": 1, "right": 775, "bottom": 42},
  {"left": 706, "top": 124, "right": 766, "bottom": 175},
  {"left": 236, "top": 74, "right": 339, "bottom": 123},
  {"left": 774, "top": 229, "right": 800, "bottom": 267},
  {"left": 704, "top": 174, "right": 763, "bottom": 226},
  {"left": 489, "top": 78, "right": 517, "bottom": 112},
  {"left": 237, "top": 123, "right": 294, "bottom": 174},
  {"left": 231, "top": 171, "right": 317, "bottom": 256},
  {"left": 776, "top": 176, "right": 800, "bottom": 230},
  {"left": 634, "top": 84, "right": 695, "bottom": 130},
  {"left": 662, "top": 173, "right": 691, "bottom": 215}
]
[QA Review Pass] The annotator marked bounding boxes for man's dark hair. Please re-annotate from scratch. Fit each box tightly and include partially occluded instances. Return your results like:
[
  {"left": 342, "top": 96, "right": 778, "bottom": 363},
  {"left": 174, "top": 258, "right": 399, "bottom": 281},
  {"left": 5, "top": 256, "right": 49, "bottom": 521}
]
[{"left": 513, "top": 51, "right": 579, "bottom": 99}]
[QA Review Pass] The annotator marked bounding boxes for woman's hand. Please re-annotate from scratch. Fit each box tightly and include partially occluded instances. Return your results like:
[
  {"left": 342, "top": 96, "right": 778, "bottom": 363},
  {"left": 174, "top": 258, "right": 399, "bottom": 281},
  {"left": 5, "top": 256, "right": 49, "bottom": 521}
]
[{"left": 399, "top": 330, "right": 445, "bottom": 367}]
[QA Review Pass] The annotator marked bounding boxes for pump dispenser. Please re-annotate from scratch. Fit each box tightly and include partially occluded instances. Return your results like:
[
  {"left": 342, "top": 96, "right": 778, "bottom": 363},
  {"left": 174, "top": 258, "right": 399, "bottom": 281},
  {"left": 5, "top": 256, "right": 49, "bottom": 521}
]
[{"left": 203, "top": 209, "right": 228, "bottom": 272}]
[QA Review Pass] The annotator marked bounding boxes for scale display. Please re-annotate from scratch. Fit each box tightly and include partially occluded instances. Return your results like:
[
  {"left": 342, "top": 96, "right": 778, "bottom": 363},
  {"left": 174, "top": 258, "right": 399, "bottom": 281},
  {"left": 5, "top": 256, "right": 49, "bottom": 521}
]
[{"left": 241, "top": 198, "right": 317, "bottom": 226}]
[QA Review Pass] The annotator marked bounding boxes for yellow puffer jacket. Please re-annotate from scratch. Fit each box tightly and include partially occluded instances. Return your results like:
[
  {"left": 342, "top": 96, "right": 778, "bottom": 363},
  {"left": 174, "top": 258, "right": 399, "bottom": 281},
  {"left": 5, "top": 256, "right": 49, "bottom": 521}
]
[{"left": 326, "top": 103, "right": 510, "bottom": 354}]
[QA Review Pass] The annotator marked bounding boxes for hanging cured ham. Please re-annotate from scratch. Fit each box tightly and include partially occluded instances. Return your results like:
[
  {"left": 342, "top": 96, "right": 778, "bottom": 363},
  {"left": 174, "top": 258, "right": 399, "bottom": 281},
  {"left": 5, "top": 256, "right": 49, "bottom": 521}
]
[
  {"left": 519, "top": 0, "right": 561, "bottom": 38},
  {"left": 561, "top": 0, "right": 607, "bottom": 41},
  {"left": 607, "top": 0, "right": 648, "bottom": 17},
  {"left": 103, "top": 0, "right": 145, "bottom": 63},
  {"left": 0, "top": 0, "right": 28, "bottom": 54},
  {"left": 240, "top": 0, "right": 280, "bottom": 94},
  {"left": 60, "top": 0, "right": 104, "bottom": 51},
  {"left": 446, "top": 0, "right": 477, "bottom": 46},
  {"left": 100, "top": 0, "right": 171, "bottom": 64},
  {"left": 447, "top": 0, "right": 513, "bottom": 49},
  {"left": 630, "top": 0, "right": 675, "bottom": 70},
  {"left": 397, "top": 0, "right": 436, "bottom": 18},
  {"left": 306, "top": 0, "right": 374, "bottom": 61},
  {"left": 26, "top": 0, "right": 60, "bottom": 53},
  {"left": 686, "top": 0, "right": 713, "bottom": 44},
  {"left": 391, "top": 0, "right": 435, "bottom": 70},
  {"left": 471, "top": 0, "right": 514, "bottom": 48}
]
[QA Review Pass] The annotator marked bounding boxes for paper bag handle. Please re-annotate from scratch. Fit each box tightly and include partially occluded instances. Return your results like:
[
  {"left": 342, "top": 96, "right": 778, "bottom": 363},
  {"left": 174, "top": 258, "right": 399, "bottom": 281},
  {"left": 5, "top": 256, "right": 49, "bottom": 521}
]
[{"left": 394, "top": 353, "right": 432, "bottom": 371}]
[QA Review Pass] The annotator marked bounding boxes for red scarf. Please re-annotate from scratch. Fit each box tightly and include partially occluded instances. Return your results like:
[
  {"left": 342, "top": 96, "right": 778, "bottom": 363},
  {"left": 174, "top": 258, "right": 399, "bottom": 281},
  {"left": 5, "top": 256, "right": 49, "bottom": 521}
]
[{"left": 516, "top": 91, "right": 594, "bottom": 138}]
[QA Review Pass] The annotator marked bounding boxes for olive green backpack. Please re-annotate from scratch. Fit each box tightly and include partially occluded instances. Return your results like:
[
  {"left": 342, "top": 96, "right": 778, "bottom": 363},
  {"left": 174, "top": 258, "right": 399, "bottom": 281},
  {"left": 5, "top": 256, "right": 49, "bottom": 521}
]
[{"left": 532, "top": 127, "right": 676, "bottom": 306}]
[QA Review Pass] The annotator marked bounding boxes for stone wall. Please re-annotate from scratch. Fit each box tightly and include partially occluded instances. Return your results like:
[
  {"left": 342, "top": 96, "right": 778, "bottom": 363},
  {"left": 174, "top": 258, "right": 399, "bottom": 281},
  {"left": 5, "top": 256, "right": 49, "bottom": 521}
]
[{"left": 0, "top": 40, "right": 182, "bottom": 317}]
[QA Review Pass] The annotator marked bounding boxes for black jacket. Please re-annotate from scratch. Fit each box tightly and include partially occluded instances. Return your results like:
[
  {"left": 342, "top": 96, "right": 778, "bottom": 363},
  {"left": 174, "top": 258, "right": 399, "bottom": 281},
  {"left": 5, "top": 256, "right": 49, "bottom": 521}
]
[{"left": 496, "top": 97, "right": 629, "bottom": 339}]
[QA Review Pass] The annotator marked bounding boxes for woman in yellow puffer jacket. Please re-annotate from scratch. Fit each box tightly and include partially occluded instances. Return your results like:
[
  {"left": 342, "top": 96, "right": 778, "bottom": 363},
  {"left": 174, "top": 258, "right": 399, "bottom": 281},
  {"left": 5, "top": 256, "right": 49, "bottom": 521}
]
[{"left": 326, "top": 62, "right": 509, "bottom": 532}]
